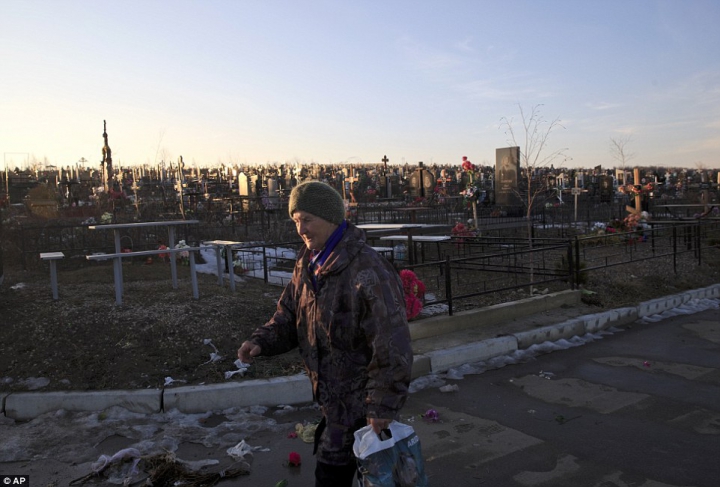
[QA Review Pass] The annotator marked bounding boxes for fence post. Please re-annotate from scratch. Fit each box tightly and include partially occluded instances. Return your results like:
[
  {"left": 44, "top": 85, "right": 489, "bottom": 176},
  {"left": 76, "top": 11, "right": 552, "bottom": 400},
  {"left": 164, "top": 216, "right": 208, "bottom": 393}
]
[
  {"left": 445, "top": 256, "right": 453, "bottom": 316},
  {"left": 568, "top": 239, "right": 576, "bottom": 290},
  {"left": 574, "top": 236, "right": 581, "bottom": 290},
  {"left": 20, "top": 224, "right": 27, "bottom": 270},
  {"left": 673, "top": 226, "right": 677, "bottom": 274},
  {"left": 262, "top": 245, "right": 269, "bottom": 284}
]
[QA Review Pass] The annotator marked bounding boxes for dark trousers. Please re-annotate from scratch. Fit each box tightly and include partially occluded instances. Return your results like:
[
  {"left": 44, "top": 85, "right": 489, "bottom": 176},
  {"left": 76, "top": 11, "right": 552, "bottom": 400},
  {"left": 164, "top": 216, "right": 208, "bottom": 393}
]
[
  {"left": 315, "top": 460, "right": 359, "bottom": 487},
  {"left": 313, "top": 416, "right": 363, "bottom": 486}
]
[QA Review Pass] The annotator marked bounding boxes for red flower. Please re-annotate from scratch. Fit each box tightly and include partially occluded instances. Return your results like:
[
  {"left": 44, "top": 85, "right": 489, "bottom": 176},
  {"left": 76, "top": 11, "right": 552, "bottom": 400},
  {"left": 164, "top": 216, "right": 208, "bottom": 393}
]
[
  {"left": 288, "top": 452, "right": 301, "bottom": 467},
  {"left": 405, "top": 294, "right": 423, "bottom": 320},
  {"left": 399, "top": 270, "right": 425, "bottom": 319},
  {"left": 157, "top": 244, "right": 168, "bottom": 260}
]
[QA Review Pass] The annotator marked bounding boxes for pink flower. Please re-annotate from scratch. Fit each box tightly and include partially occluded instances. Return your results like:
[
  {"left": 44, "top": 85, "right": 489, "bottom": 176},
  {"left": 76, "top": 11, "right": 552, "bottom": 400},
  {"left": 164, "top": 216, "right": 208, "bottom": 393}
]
[
  {"left": 423, "top": 409, "right": 439, "bottom": 422},
  {"left": 288, "top": 452, "right": 302, "bottom": 467},
  {"left": 399, "top": 269, "right": 425, "bottom": 319}
]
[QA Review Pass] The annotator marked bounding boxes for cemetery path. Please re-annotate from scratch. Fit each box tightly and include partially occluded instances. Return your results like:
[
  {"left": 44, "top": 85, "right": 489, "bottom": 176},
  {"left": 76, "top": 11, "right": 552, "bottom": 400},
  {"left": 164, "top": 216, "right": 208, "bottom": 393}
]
[{"left": 1, "top": 249, "right": 719, "bottom": 394}]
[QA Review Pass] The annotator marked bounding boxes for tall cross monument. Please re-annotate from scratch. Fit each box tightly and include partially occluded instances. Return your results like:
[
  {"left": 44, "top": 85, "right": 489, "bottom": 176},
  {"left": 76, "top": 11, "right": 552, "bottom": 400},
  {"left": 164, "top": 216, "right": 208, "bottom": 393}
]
[{"left": 101, "top": 120, "right": 113, "bottom": 192}]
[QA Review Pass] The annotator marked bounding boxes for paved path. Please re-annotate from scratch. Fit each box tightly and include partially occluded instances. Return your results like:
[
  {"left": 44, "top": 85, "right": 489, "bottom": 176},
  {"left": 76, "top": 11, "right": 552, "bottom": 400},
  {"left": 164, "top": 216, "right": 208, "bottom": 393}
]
[
  {"left": 407, "top": 306, "right": 720, "bottom": 486},
  {"left": 1, "top": 298, "right": 718, "bottom": 486}
]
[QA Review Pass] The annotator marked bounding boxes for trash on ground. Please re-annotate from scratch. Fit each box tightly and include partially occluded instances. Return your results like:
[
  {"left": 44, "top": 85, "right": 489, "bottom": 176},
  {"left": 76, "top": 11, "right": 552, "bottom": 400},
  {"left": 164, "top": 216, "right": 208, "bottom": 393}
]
[
  {"left": 295, "top": 422, "right": 318, "bottom": 443},
  {"left": 227, "top": 439, "right": 269, "bottom": 460}
]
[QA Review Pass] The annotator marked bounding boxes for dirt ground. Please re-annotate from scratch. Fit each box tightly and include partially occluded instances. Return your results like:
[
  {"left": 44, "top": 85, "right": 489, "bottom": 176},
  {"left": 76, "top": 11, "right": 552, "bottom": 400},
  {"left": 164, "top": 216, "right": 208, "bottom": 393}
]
[{"left": 1, "top": 248, "right": 719, "bottom": 394}]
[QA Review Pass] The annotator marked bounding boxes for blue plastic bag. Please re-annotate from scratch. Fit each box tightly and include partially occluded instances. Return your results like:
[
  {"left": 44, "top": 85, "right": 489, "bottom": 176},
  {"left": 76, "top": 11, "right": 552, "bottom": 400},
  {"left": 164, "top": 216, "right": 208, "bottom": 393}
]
[{"left": 353, "top": 421, "right": 428, "bottom": 487}]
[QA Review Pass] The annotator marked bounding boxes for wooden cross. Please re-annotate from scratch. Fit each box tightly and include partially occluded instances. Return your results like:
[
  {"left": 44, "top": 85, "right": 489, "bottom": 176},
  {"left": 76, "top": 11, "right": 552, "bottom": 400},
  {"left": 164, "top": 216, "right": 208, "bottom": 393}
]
[{"left": 382, "top": 155, "right": 389, "bottom": 173}]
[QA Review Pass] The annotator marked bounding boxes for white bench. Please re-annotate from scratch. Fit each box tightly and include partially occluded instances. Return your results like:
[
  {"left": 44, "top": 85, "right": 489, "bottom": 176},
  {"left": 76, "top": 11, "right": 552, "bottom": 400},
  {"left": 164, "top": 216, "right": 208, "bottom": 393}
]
[
  {"left": 39, "top": 252, "right": 64, "bottom": 300},
  {"left": 86, "top": 247, "right": 201, "bottom": 305}
]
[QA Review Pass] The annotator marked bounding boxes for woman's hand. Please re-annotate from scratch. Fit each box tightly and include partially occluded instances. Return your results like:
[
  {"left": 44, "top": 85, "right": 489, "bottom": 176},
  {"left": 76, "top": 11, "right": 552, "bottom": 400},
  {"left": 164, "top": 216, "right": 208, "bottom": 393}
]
[
  {"left": 367, "top": 417, "right": 391, "bottom": 435},
  {"left": 238, "top": 341, "right": 262, "bottom": 363}
]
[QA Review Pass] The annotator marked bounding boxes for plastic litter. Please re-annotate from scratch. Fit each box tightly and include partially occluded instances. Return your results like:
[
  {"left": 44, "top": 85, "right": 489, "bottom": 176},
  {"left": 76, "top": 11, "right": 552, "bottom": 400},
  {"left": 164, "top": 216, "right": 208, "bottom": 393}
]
[
  {"left": 439, "top": 384, "right": 459, "bottom": 393},
  {"left": 201, "top": 339, "right": 223, "bottom": 365},
  {"left": 91, "top": 448, "right": 142, "bottom": 473},
  {"left": 227, "top": 440, "right": 269, "bottom": 461},
  {"left": 164, "top": 377, "right": 187, "bottom": 386},
  {"left": 227, "top": 440, "right": 254, "bottom": 460},
  {"left": 295, "top": 422, "right": 318, "bottom": 443},
  {"left": 225, "top": 359, "right": 250, "bottom": 379}
]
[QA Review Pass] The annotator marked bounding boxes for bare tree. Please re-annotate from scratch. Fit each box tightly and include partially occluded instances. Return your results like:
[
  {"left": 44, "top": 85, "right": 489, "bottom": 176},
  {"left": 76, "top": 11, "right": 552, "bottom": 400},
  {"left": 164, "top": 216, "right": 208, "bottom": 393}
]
[
  {"left": 499, "top": 104, "right": 568, "bottom": 236},
  {"left": 499, "top": 104, "right": 568, "bottom": 293},
  {"left": 609, "top": 135, "right": 636, "bottom": 184}
]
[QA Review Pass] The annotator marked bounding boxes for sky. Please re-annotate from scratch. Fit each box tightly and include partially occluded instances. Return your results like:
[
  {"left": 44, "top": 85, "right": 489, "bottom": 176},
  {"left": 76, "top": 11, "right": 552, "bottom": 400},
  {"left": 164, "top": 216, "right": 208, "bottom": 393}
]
[{"left": 2, "top": 0, "right": 720, "bottom": 171}]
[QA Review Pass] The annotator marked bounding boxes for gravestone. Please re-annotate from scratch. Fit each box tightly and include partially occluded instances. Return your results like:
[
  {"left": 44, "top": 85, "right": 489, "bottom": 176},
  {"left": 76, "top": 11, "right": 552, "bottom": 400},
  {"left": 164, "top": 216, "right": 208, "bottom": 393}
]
[
  {"left": 495, "top": 146, "right": 521, "bottom": 206},
  {"left": 378, "top": 175, "right": 388, "bottom": 198},
  {"left": 238, "top": 172, "right": 250, "bottom": 210},
  {"left": 407, "top": 162, "right": 436, "bottom": 198},
  {"left": 389, "top": 174, "right": 402, "bottom": 197},
  {"left": 599, "top": 175, "right": 614, "bottom": 203},
  {"left": 250, "top": 174, "right": 258, "bottom": 197}
]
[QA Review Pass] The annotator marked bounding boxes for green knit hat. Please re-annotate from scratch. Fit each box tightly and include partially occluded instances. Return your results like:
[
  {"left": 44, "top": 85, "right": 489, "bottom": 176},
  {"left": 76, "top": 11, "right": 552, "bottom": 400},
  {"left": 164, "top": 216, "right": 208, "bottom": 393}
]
[{"left": 288, "top": 181, "right": 345, "bottom": 225}]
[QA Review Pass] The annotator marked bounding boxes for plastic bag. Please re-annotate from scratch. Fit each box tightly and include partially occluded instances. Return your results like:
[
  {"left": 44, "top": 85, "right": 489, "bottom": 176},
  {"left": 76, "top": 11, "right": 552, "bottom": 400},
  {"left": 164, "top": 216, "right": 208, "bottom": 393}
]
[{"left": 353, "top": 421, "right": 428, "bottom": 487}]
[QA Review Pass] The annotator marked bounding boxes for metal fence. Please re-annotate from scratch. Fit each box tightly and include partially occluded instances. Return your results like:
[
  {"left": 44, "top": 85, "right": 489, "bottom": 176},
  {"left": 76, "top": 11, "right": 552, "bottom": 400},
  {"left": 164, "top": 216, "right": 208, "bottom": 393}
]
[
  {"left": 398, "top": 219, "right": 720, "bottom": 316},
  {"left": 7, "top": 207, "right": 719, "bottom": 318}
]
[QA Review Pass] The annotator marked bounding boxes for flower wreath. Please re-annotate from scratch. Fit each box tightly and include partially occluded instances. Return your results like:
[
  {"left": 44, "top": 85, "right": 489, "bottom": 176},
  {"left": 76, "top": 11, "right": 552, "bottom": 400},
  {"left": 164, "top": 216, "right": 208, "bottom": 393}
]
[{"left": 399, "top": 269, "right": 426, "bottom": 320}]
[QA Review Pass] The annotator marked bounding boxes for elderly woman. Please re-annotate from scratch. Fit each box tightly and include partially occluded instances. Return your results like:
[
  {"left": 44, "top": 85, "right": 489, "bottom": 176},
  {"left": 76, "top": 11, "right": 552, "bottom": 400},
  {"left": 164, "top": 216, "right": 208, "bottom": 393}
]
[{"left": 238, "top": 181, "right": 412, "bottom": 487}]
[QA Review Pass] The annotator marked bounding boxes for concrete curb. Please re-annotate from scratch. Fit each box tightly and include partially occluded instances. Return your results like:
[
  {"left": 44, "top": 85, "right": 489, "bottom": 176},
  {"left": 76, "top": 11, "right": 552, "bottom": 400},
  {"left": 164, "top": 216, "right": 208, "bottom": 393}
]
[
  {"left": 163, "top": 374, "right": 313, "bottom": 414},
  {"left": 2, "top": 284, "right": 719, "bottom": 420},
  {"left": 4, "top": 389, "right": 162, "bottom": 421}
]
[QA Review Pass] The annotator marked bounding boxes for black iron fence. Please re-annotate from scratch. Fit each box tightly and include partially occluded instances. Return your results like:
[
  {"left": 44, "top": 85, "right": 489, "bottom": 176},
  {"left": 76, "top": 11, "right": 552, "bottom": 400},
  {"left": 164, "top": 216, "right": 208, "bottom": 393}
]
[
  {"left": 6, "top": 208, "right": 719, "bottom": 319},
  {"left": 397, "top": 219, "right": 720, "bottom": 316}
]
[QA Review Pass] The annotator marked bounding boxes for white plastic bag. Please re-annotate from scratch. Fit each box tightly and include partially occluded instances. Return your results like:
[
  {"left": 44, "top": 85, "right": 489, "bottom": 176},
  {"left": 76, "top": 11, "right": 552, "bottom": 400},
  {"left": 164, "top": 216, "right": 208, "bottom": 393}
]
[{"left": 353, "top": 421, "right": 428, "bottom": 487}]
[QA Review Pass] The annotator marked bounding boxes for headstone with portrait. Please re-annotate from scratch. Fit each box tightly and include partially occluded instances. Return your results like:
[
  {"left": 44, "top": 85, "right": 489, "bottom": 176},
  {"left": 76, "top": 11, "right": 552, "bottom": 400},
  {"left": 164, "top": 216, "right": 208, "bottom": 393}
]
[{"left": 495, "top": 146, "right": 521, "bottom": 206}]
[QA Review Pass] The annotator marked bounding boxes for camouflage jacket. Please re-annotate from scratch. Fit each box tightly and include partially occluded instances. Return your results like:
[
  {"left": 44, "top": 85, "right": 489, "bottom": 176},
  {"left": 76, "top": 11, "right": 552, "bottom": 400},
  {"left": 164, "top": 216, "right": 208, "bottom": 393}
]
[{"left": 248, "top": 222, "right": 413, "bottom": 464}]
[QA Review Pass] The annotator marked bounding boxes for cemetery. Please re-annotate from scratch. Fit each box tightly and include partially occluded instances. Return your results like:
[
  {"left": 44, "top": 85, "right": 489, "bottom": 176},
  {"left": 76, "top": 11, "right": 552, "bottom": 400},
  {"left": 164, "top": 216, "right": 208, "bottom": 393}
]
[{"left": 1, "top": 129, "right": 720, "bottom": 393}]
